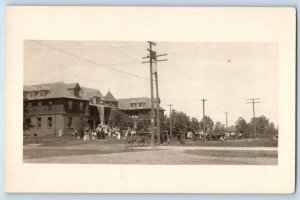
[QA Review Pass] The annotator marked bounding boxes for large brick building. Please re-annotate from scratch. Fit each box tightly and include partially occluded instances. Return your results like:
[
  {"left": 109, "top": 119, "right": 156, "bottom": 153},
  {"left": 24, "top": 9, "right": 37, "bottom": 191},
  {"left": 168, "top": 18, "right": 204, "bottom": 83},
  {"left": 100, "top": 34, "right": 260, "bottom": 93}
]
[
  {"left": 82, "top": 87, "right": 118, "bottom": 129},
  {"left": 24, "top": 82, "right": 164, "bottom": 135},
  {"left": 23, "top": 82, "right": 118, "bottom": 135}
]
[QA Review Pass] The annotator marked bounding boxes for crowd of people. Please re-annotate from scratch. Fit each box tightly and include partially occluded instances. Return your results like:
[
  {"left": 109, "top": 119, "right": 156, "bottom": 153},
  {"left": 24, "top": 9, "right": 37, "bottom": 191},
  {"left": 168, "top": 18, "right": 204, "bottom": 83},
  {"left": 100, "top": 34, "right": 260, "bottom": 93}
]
[{"left": 72, "top": 124, "right": 140, "bottom": 141}]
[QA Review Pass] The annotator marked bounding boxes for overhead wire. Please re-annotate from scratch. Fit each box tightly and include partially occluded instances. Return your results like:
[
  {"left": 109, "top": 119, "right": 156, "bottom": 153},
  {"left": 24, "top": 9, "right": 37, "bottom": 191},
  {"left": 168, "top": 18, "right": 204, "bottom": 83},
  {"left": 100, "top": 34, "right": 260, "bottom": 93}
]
[{"left": 31, "top": 40, "right": 149, "bottom": 80}]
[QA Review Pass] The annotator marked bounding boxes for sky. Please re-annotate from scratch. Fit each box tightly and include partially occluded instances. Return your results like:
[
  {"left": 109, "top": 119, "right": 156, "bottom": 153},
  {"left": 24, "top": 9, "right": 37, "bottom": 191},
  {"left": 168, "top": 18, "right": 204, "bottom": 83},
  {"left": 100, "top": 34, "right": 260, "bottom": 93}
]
[{"left": 24, "top": 40, "right": 278, "bottom": 126}]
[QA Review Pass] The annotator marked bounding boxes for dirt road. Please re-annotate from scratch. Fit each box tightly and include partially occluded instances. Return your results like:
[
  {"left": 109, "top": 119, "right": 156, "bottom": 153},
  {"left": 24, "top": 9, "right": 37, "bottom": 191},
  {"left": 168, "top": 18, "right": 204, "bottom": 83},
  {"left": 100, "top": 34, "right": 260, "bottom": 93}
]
[{"left": 24, "top": 145, "right": 277, "bottom": 165}]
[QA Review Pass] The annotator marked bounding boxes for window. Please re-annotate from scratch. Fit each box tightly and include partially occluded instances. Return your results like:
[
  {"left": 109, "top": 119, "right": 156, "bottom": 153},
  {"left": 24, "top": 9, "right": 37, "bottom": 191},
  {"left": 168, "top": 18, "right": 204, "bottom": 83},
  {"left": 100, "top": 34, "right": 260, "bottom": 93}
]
[
  {"left": 38, "top": 101, "right": 42, "bottom": 107},
  {"left": 37, "top": 117, "right": 42, "bottom": 128},
  {"left": 68, "top": 117, "right": 73, "bottom": 128},
  {"left": 96, "top": 97, "right": 100, "bottom": 104},
  {"left": 48, "top": 101, "right": 52, "bottom": 110},
  {"left": 74, "top": 88, "right": 80, "bottom": 97},
  {"left": 131, "top": 103, "right": 137, "bottom": 108},
  {"left": 90, "top": 98, "right": 93, "bottom": 104},
  {"left": 40, "top": 91, "right": 44, "bottom": 96},
  {"left": 47, "top": 117, "right": 52, "bottom": 127},
  {"left": 30, "top": 92, "right": 34, "bottom": 98},
  {"left": 79, "top": 102, "right": 83, "bottom": 111},
  {"left": 68, "top": 101, "right": 73, "bottom": 110},
  {"left": 139, "top": 102, "right": 145, "bottom": 108}
]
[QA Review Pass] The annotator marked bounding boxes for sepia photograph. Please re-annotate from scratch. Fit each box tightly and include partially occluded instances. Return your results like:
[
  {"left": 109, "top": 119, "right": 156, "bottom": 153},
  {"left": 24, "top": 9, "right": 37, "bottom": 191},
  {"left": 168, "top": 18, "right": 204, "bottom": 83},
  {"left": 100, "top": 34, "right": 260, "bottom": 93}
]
[
  {"left": 23, "top": 40, "right": 278, "bottom": 165},
  {"left": 5, "top": 7, "right": 295, "bottom": 193}
]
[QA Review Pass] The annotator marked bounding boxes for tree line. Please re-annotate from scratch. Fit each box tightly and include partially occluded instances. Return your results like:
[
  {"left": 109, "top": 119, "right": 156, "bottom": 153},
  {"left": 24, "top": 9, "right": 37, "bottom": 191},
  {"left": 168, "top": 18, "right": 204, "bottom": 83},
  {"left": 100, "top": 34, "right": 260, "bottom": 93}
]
[
  {"left": 24, "top": 101, "right": 278, "bottom": 139},
  {"left": 111, "top": 109, "right": 278, "bottom": 138}
]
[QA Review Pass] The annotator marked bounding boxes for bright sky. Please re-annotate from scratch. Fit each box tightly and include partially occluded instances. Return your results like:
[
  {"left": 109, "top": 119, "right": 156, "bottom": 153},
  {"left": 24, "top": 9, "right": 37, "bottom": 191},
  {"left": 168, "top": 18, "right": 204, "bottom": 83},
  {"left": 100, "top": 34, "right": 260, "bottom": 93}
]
[{"left": 24, "top": 40, "right": 278, "bottom": 126}]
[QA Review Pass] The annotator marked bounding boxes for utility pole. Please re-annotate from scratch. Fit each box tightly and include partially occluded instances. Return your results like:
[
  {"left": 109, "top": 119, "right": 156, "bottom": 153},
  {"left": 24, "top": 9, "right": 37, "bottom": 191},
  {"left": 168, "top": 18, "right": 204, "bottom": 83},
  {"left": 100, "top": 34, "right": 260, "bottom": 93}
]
[
  {"left": 167, "top": 104, "right": 173, "bottom": 139},
  {"left": 141, "top": 41, "right": 156, "bottom": 147},
  {"left": 201, "top": 99, "right": 207, "bottom": 141},
  {"left": 225, "top": 112, "right": 229, "bottom": 139},
  {"left": 246, "top": 98, "right": 261, "bottom": 139},
  {"left": 153, "top": 53, "right": 167, "bottom": 145},
  {"left": 142, "top": 41, "right": 167, "bottom": 146}
]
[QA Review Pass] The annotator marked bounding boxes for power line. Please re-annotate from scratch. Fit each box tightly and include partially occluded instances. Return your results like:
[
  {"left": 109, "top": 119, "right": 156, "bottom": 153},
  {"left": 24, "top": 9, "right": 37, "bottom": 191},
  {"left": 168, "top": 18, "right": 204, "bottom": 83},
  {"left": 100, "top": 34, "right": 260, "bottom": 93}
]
[
  {"left": 27, "top": 42, "right": 147, "bottom": 50},
  {"left": 108, "top": 42, "right": 141, "bottom": 62},
  {"left": 24, "top": 62, "right": 143, "bottom": 69},
  {"left": 32, "top": 41, "right": 149, "bottom": 80},
  {"left": 161, "top": 98, "right": 249, "bottom": 112}
]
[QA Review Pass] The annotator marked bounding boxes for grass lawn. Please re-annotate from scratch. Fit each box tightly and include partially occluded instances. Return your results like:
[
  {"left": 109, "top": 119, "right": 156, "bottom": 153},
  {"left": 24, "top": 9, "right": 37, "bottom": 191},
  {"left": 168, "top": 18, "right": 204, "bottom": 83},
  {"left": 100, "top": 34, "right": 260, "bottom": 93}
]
[
  {"left": 183, "top": 149, "right": 278, "bottom": 158},
  {"left": 23, "top": 135, "right": 125, "bottom": 147},
  {"left": 23, "top": 135, "right": 152, "bottom": 159},
  {"left": 166, "top": 138, "right": 278, "bottom": 147},
  {"left": 23, "top": 146, "right": 147, "bottom": 159}
]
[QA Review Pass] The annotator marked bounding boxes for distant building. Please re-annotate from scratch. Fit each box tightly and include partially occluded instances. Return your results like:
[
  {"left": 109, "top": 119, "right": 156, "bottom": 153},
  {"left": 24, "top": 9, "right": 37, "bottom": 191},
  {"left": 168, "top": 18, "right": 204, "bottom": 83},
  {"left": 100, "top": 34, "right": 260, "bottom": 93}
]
[
  {"left": 23, "top": 82, "right": 164, "bottom": 135},
  {"left": 118, "top": 97, "right": 164, "bottom": 128},
  {"left": 225, "top": 126, "right": 237, "bottom": 139}
]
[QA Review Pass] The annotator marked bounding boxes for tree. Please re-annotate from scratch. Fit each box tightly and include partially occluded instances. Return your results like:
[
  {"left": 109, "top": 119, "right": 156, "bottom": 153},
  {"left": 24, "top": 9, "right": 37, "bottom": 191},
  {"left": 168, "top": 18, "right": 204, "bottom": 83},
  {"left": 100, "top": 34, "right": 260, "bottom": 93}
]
[
  {"left": 264, "top": 122, "right": 278, "bottom": 137},
  {"left": 214, "top": 121, "right": 225, "bottom": 134},
  {"left": 250, "top": 115, "right": 268, "bottom": 135},
  {"left": 160, "top": 114, "right": 169, "bottom": 131},
  {"left": 76, "top": 115, "right": 88, "bottom": 133},
  {"left": 250, "top": 116, "right": 277, "bottom": 138},
  {"left": 235, "top": 117, "right": 250, "bottom": 138},
  {"left": 171, "top": 110, "right": 190, "bottom": 132},
  {"left": 199, "top": 116, "right": 214, "bottom": 135},
  {"left": 136, "top": 119, "right": 151, "bottom": 131},
  {"left": 190, "top": 117, "right": 200, "bottom": 132},
  {"left": 23, "top": 98, "right": 33, "bottom": 131},
  {"left": 111, "top": 109, "right": 133, "bottom": 129}
]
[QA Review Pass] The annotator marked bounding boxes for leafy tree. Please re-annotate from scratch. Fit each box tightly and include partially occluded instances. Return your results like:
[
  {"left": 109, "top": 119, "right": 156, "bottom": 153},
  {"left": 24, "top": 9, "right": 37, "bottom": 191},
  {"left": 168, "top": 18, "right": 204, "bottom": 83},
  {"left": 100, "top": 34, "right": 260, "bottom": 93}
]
[
  {"left": 264, "top": 122, "right": 278, "bottom": 137},
  {"left": 111, "top": 109, "right": 133, "bottom": 129},
  {"left": 160, "top": 114, "right": 169, "bottom": 131},
  {"left": 189, "top": 117, "right": 200, "bottom": 132},
  {"left": 250, "top": 115, "right": 269, "bottom": 135},
  {"left": 214, "top": 121, "right": 225, "bottom": 134},
  {"left": 250, "top": 116, "right": 277, "bottom": 138},
  {"left": 235, "top": 117, "right": 251, "bottom": 138},
  {"left": 199, "top": 116, "right": 214, "bottom": 135},
  {"left": 76, "top": 115, "right": 89, "bottom": 133},
  {"left": 171, "top": 110, "right": 190, "bottom": 132},
  {"left": 136, "top": 119, "right": 151, "bottom": 131},
  {"left": 23, "top": 98, "right": 33, "bottom": 131}
]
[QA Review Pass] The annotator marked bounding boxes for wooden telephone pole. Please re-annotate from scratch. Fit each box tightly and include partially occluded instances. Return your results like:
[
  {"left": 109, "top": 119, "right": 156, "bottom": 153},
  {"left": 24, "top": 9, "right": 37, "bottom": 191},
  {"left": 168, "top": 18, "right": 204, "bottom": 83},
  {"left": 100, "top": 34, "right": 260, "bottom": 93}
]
[
  {"left": 167, "top": 104, "right": 173, "bottom": 139},
  {"left": 246, "top": 98, "right": 261, "bottom": 139},
  {"left": 202, "top": 99, "right": 207, "bottom": 141},
  {"left": 142, "top": 41, "right": 167, "bottom": 146},
  {"left": 225, "top": 112, "right": 229, "bottom": 139}
]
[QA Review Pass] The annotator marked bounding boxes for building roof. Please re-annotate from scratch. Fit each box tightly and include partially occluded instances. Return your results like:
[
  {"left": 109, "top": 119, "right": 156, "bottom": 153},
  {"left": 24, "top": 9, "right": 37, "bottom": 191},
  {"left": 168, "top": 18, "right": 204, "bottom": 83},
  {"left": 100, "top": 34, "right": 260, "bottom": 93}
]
[
  {"left": 81, "top": 87, "right": 104, "bottom": 99},
  {"left": 118, "top": 97, "right": 164, "bottom": 110},
  {"left": 23, "top": 82, "right": 89, "bottom": 101},
  {"left": 23, "top": 85, "right": 39, "bottom": 92},
  {"left": 226, "top": 126, "right": 237, "bottom": 132},
  {"left": 66, "top": 82, "right": 79, "bottom": 89},
  {"left": 104, "top": 91, "right": 117, "bottom": 102}
]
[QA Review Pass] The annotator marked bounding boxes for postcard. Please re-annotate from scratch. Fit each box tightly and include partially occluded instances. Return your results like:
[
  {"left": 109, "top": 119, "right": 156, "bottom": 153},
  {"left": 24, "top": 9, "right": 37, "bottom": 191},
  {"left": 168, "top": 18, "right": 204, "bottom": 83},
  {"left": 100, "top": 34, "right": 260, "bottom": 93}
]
[{"left": 4, "top": 6, "right": 296, "bottom": 193}]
